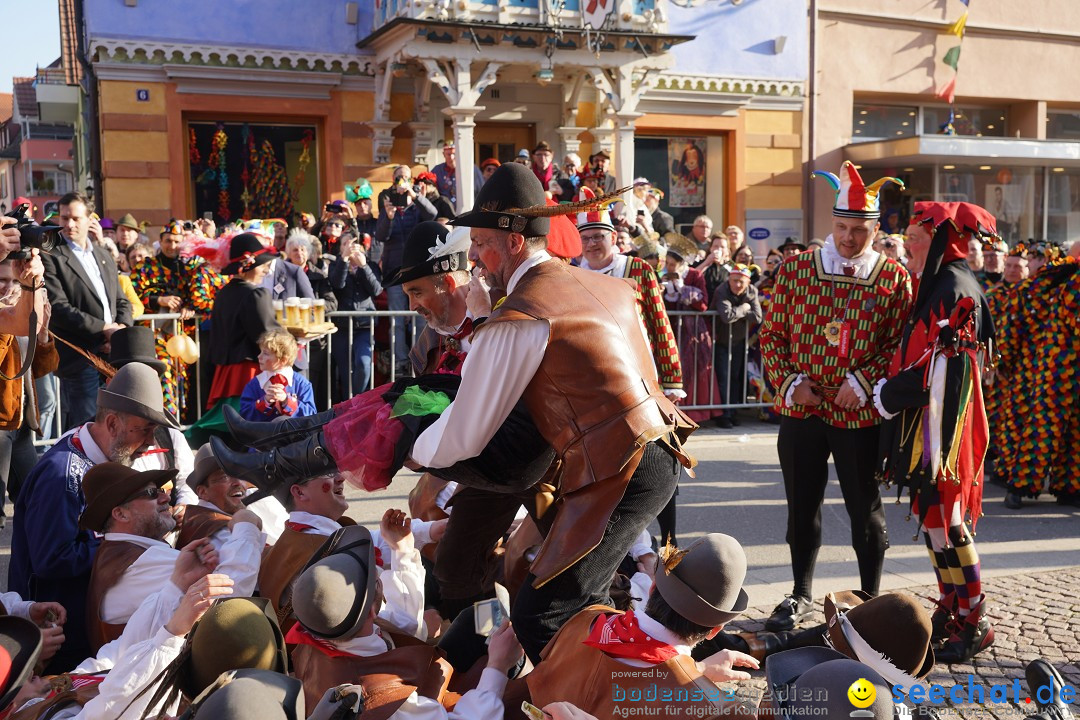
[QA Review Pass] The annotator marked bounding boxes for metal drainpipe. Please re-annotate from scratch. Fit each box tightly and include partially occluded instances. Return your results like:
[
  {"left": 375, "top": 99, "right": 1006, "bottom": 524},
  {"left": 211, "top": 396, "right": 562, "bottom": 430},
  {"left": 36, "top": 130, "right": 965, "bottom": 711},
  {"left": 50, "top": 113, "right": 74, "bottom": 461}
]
[
  {"left": 806, "top": 0, "right": 817, "bottom": 240},
  {"left": 75, "top": 0, "right": 104, "bottom": 207}
]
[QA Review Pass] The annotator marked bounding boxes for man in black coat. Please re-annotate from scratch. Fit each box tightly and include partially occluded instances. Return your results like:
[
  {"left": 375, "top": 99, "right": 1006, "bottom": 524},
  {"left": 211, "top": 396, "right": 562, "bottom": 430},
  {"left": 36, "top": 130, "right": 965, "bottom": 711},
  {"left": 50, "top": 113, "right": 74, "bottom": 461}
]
[{"left": 43, "top": 192, "right": 132, "bottom": 430}]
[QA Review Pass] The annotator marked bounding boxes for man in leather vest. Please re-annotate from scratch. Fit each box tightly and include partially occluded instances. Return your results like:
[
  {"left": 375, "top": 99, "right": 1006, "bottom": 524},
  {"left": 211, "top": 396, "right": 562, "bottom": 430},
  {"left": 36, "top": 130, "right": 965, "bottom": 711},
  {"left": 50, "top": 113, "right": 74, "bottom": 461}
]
[
  {"left": 410, "top": 162, "right": 697, "bottom": 662},
  {"left": 528, "top": 533, "right": 758, "bottom": 719},
  {"left": 80, "top": 463, "right": 264, "bottom": 653},
  {"left": 175, "top": 442, "right": 245, "bottom": 548},
  {"left": 287, "top": 525, "right": 522, "bottom": 718},
  {"left": 259, "top": 474, "right": 431, "bottom": 641}
]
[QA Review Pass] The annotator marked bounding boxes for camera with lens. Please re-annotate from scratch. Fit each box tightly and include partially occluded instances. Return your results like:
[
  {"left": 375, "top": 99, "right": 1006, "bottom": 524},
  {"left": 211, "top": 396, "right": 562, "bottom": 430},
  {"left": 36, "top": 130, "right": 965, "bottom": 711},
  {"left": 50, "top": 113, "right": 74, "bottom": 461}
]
[{"left": 3, "top": 203, "right": 62, "bottom": 260}]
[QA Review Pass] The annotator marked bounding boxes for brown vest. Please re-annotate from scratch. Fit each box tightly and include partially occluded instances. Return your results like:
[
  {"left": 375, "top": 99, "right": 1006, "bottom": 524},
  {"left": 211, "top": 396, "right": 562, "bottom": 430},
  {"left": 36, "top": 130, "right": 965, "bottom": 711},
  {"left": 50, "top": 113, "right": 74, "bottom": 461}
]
[
  {"left": 85, "top": 540, "right": 149, "bottom": 653},
  {"left": 485, "top": 261, "right": 696, "bottom": 583},
  {"left": 258, "top": 528, "right": 331, "bottom": 631},
  {"left": 527, "top": 606, "right": 749, "bottom": 719},
  {"left": 176, "top": 504, "right": 232, "bottom": 548},
  {"left": 291, "top": 640, "right": 454, "bottom": 718},
  {"left": 408, "top": 325, "right": 444, "bottom": 376}
]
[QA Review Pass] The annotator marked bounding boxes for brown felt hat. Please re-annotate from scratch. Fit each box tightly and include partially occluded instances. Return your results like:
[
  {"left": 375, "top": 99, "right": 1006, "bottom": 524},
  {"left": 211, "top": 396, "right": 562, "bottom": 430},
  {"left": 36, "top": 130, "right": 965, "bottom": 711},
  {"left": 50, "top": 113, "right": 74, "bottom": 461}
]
[
  {"left": 824, "top": 590, "right": 935, "bottom": 688},
  {"left": 117, "top": 213, "right": 140, "bottom": 230},
  {"left": 654, "top": 533, "right": 748, "bottom": 627},
  {"left": 78, "top": 462, "right": 177, "bottom": 532},
  {"left": 187, "top": 442, "right": 223, "bottom": 490}
]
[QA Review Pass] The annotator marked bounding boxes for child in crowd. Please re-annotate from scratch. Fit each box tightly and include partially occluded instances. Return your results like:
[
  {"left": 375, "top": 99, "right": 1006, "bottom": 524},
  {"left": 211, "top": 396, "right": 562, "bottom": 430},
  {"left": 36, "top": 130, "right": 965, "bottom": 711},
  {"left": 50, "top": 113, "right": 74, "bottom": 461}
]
[{"left": 239, "top": 329, "right": 316, "bottom": 422}]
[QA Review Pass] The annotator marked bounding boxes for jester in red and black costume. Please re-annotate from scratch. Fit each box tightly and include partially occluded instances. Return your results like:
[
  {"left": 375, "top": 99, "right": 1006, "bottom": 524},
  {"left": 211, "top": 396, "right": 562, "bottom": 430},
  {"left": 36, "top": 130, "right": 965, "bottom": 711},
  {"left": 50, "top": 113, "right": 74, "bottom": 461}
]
[{"left": 874, "top": 201, "right": 996, "bottom": 664}]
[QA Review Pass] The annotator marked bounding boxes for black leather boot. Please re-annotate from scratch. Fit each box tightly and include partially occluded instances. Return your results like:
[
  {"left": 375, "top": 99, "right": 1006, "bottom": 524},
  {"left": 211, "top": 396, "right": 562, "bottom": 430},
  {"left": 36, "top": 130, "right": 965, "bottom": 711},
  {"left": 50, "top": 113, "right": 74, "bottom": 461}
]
[
  {"left": 1025, "top": 659, "right": 1074, "bottom": 720},
  {"left": 929, "top": 592, "right": 957, "bottom": 645},
  {"left": 223, "top": 404, "right": 336, "bottom": 450},
  {"left": 935, "top": 595, "right": 994, "bottom": 663},
  {"left": 210, "top": 433, "right": 337, "bottom": 496}
]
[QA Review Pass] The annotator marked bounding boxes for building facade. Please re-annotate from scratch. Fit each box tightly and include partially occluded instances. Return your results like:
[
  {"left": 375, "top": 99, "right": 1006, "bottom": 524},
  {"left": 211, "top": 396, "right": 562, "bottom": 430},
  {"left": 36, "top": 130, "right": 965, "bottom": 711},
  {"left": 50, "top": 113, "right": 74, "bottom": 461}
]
[
  {"left": 812, "top": 0, "right": 1080, "bottom": 244},
  {"left": 64, "top": 0, "right": 806, "bottom": 240}
]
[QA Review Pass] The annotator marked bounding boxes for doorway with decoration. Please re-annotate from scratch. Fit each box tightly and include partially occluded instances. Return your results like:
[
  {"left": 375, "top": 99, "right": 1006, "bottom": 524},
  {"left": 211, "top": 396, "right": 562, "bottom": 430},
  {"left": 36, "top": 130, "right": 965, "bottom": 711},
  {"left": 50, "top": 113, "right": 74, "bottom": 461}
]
[{"left": 472, "top": 122, "right": 536, "bottom": 166}]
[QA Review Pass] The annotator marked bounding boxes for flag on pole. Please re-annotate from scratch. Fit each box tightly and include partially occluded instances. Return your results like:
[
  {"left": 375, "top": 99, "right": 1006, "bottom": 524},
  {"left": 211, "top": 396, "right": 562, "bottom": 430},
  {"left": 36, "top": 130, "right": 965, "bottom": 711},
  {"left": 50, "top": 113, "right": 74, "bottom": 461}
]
[
  {"left": 936, "top": 76, "right": 957, "bottom": 103},
  {"left": 946, "top": 12, "right": 968, "bottom": 37},
  {"left": 943, "top": 46, "right": 962, "bottom": 71}
]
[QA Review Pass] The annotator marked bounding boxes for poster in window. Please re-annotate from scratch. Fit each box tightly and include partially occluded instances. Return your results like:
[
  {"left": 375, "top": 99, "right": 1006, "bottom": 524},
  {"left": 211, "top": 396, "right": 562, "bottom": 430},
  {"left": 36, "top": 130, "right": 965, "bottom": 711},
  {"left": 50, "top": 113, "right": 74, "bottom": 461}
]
[{"left": 668, "top": 137, "right": 706, "bottom": 208}]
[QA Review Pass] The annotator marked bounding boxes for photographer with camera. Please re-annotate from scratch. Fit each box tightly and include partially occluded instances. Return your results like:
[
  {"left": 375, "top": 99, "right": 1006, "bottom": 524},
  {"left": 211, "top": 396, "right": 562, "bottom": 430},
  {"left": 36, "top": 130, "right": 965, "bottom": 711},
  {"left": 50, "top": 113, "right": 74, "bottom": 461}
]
[
  {"left": 40, "top": 192, "right": 133, "bottom": 429},
  {"left": 376, "top": 165, "right": 436, "bottom": 375}
]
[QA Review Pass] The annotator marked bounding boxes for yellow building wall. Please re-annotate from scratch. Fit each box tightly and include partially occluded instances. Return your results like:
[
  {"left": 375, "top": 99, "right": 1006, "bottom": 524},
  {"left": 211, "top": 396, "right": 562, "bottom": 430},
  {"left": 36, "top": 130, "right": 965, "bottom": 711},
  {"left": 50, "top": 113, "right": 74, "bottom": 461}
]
[
  {"left": 98, "top": 79, "right": 173, "bottom": 222},
  {"left": 741, "top": 108, "right": 803, "bottom": 212}
]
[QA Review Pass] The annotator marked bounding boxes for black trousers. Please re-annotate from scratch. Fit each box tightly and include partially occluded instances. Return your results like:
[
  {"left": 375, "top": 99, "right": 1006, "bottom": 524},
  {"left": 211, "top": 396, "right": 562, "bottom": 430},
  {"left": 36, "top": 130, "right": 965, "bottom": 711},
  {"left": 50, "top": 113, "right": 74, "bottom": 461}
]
[
  {"left": 433, "top": 486, "right": 530, "bottom": 619},
  {"left": 511, "top": 442, "right": 680, "bottom": 663},
  {"left": 777, "top": 415, "right": 888, "bottom": 599}
]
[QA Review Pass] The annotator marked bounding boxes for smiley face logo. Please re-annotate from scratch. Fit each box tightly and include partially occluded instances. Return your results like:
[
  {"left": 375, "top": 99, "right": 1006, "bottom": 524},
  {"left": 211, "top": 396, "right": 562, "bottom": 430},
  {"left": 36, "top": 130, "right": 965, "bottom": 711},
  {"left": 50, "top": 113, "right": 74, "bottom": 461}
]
[{"left": 847, "top": 678, "right": 877, "bottom": 709}]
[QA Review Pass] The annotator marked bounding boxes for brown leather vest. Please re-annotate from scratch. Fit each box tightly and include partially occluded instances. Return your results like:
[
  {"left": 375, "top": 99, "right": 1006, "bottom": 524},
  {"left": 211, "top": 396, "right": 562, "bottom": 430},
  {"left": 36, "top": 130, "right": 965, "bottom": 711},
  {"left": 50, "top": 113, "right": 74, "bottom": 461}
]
[
  {"left": 291, "top": 640, "right": 454, "bottom": 719},
  {"left": 408, "top": 325, "right": 443, "bottom": 376},
  {"left": 176, "top": 504, "right": 232, "bottom": 548},
  {"left": 527, "top": 606, "right": 749, "bottom": 719},
  {"left": 258, "top": 528, "right": 330, "bottom": 631},
  {"left": 85, "top": 540, "right": 148, "bottom": 653},
  {"left": 484, "top": 261, "right": 696, "bottom": 583}
]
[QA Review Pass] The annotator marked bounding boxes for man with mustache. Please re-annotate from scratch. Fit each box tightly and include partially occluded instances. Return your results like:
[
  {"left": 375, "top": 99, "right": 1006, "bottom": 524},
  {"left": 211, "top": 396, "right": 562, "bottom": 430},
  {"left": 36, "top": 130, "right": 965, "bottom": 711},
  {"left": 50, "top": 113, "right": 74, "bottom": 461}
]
[{"left": 7, "top": 363, "right": 182, "bottom": 672}]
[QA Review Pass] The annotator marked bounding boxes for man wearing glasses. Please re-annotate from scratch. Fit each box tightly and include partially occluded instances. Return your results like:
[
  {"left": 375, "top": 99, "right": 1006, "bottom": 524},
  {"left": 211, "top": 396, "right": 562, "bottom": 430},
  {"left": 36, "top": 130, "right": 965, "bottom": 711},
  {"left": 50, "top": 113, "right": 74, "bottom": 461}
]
[
  {"left": 577, "top": 206, "right": 683, "bottom": 397},
  {"left": 8, "top": 363, "right": 186, "bottom": 672},
  {"left": 79, "top": 462, "right": 263, "bottom": 657}
]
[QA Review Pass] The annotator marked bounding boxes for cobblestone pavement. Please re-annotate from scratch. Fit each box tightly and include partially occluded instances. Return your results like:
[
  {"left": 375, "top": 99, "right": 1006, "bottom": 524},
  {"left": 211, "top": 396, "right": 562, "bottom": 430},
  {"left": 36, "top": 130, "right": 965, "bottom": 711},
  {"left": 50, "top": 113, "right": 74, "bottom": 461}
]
[{"left": 722, "top": 567, "right": 1080, "bottom": 718}]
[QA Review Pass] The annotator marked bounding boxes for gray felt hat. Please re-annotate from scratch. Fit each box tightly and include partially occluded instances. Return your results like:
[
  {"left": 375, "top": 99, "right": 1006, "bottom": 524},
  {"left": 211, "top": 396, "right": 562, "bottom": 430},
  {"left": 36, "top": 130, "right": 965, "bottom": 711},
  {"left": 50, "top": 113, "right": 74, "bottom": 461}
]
[
  {"left": 97, "top": 362, "right": 180, "bottom": 430},
  {"left": 292, "top": 526, "right": 378, "bottom": 642},
  {"left": 654, "top": 533, "right": 749, "bottom": 627}
]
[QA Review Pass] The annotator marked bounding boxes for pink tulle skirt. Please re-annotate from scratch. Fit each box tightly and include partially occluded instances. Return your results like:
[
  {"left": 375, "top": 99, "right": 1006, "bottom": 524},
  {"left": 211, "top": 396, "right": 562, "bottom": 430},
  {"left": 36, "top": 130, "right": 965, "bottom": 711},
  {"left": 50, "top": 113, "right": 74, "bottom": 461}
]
[{"left": 323, "top": 383, "right": 404, "bottom": 492}]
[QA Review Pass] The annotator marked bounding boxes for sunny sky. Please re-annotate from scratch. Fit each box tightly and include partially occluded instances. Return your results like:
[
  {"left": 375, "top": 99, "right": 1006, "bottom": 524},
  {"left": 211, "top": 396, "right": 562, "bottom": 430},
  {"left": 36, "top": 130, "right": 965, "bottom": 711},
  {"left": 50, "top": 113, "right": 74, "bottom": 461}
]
[{"left": 1, "top": 0, "right": 62, "bottom": 94}]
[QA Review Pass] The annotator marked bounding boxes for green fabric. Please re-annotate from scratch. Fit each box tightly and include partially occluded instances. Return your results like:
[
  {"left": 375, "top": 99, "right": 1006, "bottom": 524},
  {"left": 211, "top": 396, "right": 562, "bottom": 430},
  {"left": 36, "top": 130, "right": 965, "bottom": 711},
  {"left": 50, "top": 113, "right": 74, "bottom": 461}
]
[
  {"left": 943, "top": 46, "right": 962, "bottom": 71},
  {"left": 185, "top": 396, "right": 243, "bottom": 446},
  {"left": 390, "top": 386, "right": 452, "bottom": 419}
]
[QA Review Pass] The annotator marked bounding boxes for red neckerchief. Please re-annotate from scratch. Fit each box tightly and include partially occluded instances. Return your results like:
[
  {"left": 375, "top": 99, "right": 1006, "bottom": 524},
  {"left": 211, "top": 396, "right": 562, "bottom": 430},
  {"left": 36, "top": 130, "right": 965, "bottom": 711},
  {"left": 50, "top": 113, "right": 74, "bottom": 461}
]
[
  {"left": 285, "top": 624, "right": 359, "bottom": 658},
  {"left": 284, "top": 521, "right": 316, "bottom": 532},
  {"left": 434, "top": 317, "right": 474, "bottom": 375},
  {"left": 582, "top": 610, "right": 680, "bottom": 663}
]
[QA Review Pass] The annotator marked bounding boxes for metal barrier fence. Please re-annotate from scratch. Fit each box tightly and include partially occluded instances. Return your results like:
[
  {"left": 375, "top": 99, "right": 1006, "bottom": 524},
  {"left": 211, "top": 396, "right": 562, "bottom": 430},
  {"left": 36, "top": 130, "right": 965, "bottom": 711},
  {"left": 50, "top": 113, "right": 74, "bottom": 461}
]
[{"left": 33, "top": 308, "right": 771, "bottom": 446}]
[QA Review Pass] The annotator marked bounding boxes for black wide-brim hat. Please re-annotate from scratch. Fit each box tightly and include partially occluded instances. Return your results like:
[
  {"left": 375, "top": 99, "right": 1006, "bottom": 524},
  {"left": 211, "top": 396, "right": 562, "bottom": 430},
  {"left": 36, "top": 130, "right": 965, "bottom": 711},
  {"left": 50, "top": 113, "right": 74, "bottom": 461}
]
[
  {"left": 109, "top": 326, "right": 167, "bottom": 373},
  {"left": 0, "top": 616, "right": 43, "bottom": 711},
  {"left": 222, "top": 232, "right": 277, "bottom": 275},
  {"left": 451, "top": 162, "right": 551, "bottom": 238},
  {"left": 385, "top": 221, "right": 469, "bottom": 287},
  {"left": 778, "top": 237, "right": 807, "bottom": 251}
]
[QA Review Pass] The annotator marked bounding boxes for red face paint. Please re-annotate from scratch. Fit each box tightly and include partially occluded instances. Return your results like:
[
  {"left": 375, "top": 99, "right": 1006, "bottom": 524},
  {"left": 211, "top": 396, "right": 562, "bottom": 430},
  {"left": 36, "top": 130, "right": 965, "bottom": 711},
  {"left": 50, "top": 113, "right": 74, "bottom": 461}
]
[{"left": 321, "top": 481, "right": 332, "bottom": 494}]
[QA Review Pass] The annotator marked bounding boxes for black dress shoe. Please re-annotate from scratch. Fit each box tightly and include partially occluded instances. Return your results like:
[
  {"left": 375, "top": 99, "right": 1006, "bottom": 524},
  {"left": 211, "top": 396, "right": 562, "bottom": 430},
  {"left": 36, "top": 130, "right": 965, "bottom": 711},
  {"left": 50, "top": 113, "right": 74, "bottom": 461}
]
[
  {"left": 223, "top": 404, "right": 336, "bottom": 450},
  {"left": 716, "top": 417, "right": 733, "bottom": 429},
  {"left": 1055, "top": 493, "right": 1080, "bottom": 508},
  {"left": 765, "top": 595, "right": 814, "bottom": 632},
  {"left": 1025, "top": 659, "right": 1074, "bottom": 720},
  {"left": 1004, "top": 492, "right": 1024, "bottom": 509}
]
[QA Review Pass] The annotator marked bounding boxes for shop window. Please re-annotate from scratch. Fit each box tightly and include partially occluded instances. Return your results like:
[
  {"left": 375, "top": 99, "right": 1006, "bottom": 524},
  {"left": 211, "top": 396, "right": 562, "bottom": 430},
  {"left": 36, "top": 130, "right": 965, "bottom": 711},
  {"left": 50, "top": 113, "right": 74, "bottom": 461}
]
[
  {"left": 634, "top": 135, "right": 712, "bottom": 231},
  {"left": 1046, "top": 112, "right": 1080, "bottom": 140},
  {"left": 939, "top": 165, "right": 1042, "bottom": 245},
  {"left": 189, "top": 121, "right": 319, "bottom": 225},
  {"left": 922, "top": 107, "right": 1006, "bottom": 137},
  {"left": 1046, "top": 167, "right": 1080, "bottom": 242},
  {"left": 852, "top": 104, "right": 917, "bottom": 140}
]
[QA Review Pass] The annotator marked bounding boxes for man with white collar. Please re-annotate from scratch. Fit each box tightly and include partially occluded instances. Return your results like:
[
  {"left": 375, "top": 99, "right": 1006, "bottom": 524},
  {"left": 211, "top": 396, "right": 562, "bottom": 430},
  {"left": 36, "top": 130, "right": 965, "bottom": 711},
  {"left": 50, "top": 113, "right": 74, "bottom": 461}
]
[
  {"left": 577, "top": 200, "right": 683, "bottom": 397},
  {"left": 259, "top": 473, "right": 434, "bottom": 641},
  {"left": 289, "top": 526, "right": 524, "bottom": 718},
  {"left": 409, "top": 162, "right": 697, "bottom": 662},
  {"left": 79, "top": 463, "right": 264, "bottom": 654},
  {"left": 8, "top": 362, "right": 180, "bottom": 672},
  {"left": 528, "top": 533, "right": 758, "bottom": 718},
  {"left": 759, "top": 161, "right": 911, "bottom": 633}
]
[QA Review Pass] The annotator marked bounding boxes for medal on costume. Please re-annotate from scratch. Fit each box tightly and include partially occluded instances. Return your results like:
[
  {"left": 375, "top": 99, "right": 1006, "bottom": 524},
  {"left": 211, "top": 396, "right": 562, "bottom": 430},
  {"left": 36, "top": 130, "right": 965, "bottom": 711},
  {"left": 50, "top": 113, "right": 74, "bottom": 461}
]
[{"left": 824, "top": 320, "right": 843, "bottom": 346}]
